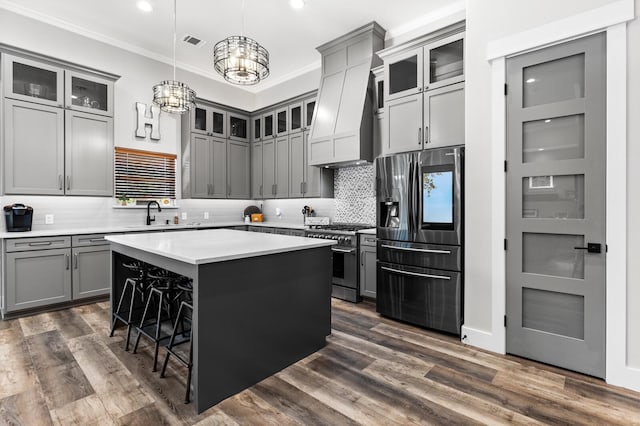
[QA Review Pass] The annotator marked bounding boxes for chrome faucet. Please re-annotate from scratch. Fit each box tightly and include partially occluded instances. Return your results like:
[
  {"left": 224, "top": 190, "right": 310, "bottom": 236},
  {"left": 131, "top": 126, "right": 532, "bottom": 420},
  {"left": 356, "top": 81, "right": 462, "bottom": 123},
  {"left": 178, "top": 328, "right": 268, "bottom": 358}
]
[{"left": 146, "top": 201, "right": 161, "bottom": 225}]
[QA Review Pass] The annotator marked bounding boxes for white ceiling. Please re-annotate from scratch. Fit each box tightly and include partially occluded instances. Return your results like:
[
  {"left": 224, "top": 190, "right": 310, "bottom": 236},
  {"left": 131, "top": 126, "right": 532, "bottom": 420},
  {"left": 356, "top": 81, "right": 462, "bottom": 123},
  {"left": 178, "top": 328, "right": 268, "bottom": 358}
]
[{"left": 0, "top": 0, "right": 463, "bottom": 92}]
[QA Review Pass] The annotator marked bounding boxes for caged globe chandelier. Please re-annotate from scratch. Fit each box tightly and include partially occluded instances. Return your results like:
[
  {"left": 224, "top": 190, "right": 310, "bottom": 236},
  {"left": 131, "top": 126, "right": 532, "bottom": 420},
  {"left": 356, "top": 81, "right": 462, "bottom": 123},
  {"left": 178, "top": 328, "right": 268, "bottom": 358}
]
[
  {"left": 213, "top": 0, "right": 270, "bottom": 85},
  {"left": 152, "top": 0, "right": 196, "bottom": 114}
]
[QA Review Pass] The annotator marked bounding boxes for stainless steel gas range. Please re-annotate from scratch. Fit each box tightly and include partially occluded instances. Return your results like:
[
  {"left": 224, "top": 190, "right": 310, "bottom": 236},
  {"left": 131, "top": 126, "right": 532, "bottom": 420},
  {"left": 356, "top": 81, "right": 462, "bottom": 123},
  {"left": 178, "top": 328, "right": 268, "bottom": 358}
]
[{"left": 306, "top": 223, "right": 373, "bottom": 303}]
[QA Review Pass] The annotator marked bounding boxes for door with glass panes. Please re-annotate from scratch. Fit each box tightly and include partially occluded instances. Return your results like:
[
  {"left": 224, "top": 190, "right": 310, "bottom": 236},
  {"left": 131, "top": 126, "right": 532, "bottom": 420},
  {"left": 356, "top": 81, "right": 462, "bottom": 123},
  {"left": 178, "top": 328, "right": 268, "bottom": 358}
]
[{"left": 505, "top": 33, "right": 606, "bottom": 378}]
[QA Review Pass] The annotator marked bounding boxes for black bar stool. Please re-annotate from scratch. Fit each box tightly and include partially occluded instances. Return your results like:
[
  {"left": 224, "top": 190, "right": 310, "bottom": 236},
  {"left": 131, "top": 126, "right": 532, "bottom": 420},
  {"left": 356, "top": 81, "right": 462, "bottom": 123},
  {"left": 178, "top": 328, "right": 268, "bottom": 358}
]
[
  {"left": 109, "top": 261, "right": 157, "bottom": 351},
  {"left": 132, "top": 269, "right": 184, "bottom": 371},
  {"left": 160, "top": 300, "right": 193, "bottom": 403}
]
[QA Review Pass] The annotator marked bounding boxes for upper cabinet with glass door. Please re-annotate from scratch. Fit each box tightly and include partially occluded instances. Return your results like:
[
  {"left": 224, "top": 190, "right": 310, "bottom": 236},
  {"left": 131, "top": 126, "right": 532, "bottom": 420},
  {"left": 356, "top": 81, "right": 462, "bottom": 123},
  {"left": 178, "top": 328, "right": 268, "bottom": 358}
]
[
  {"left": 65, "top": 70, "right": 113, "bottom": 116},
  {"left": 289, "top": 102, "right": 303, "bottom": 134},
  {"left": 191, "top": 105, "right": 227, "bottom": 138},
  {"left": 385, "top": 32, "right": 464, "bottom": 102},
  {"left": 228, "top": 112, "right": 249, "bottom": 142},
  {"left": 3, "top": 54, "right": 64, "bottom": 108},
  {"left": 303, "top": 97, "right": 316, "bottom": 131}
]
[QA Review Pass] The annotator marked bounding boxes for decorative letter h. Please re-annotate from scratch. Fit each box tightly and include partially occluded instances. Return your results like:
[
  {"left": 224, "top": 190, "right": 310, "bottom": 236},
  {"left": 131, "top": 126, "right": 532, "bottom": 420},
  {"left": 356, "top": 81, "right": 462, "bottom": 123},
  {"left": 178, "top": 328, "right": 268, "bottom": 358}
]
[{"left": 136, "top": 102, "right": 161, "bottom": 140}]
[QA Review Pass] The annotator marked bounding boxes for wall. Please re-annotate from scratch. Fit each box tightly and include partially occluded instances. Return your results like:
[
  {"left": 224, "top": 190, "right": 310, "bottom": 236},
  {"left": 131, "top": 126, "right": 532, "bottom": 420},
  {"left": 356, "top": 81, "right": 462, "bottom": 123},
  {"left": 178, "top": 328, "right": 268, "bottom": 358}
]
[
  {"left": 464, "top": 0, "right": 640, "bottom": 379},
  {"left": 625, "top": 0, "right": 640, "bottom": 367}
]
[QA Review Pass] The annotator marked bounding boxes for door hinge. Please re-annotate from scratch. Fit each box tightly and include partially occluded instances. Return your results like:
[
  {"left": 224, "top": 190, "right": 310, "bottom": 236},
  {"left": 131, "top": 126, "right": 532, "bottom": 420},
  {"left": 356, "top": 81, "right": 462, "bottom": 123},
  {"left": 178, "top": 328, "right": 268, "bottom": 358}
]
[
  {"left": 504, "top": 83, "right": 508, "bottom": 96},
  {"left": 504, "top": 315, "right": 507, "bottom": 327},
  {"left": 504, "top": 160, "right": 508, "bottom": 172},
  {"left": 504, "top": 238, "right": 507, "bottom": 250}
]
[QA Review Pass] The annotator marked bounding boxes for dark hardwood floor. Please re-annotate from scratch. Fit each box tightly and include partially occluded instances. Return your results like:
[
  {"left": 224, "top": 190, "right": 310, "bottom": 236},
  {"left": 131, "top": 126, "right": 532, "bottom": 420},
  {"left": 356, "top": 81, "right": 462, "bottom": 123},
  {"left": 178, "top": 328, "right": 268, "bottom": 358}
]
[{"left": 1, "top": 299, "right": 639, "bottom": 425}]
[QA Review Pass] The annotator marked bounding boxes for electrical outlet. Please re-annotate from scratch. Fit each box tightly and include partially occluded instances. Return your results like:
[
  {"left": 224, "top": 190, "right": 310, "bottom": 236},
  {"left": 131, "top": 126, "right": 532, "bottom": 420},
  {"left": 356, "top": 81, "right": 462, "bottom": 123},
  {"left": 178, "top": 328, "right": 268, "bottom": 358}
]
[
  {"left": 45, "top": 214, "right": 54, "bottom": 224},
  {"left": 181, "top": 212, "right": 187, "bottom": 220},
  {"left": 204, "top": 212, "right": 209, "bottom": 219}
]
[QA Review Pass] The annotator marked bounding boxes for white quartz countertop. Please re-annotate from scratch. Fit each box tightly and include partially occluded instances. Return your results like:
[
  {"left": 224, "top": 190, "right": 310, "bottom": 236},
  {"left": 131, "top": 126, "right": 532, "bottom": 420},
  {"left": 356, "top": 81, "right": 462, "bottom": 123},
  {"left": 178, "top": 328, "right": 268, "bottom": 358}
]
[
  {"left": 105, "top": 229, "right": 336, "bottom": 265},
  {"left": 0, "top": 221, "right": 307, "bottom": 239}
]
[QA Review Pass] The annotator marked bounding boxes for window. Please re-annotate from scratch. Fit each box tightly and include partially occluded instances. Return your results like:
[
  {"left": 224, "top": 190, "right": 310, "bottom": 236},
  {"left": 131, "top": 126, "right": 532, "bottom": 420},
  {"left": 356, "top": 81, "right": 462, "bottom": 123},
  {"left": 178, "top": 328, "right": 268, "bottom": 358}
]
[{"left": 114, "top": 147, "right": 176, "bottom": 199}]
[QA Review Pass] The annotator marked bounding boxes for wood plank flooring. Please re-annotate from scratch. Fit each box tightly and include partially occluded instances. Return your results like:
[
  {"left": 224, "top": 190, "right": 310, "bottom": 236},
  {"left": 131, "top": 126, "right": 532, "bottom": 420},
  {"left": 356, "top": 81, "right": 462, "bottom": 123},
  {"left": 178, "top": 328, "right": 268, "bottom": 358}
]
[{"left": 1, "top": 299, "right": 639, "bottom": 425}]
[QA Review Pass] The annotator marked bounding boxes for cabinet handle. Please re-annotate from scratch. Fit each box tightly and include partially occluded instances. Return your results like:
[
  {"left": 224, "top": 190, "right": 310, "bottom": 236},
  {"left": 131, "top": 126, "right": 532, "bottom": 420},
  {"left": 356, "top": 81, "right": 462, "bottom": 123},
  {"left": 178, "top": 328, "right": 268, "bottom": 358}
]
[
  {"left": 66, "top": 175, "right": 70, "bottom": 190},
  {"left": 28, "top": 241, "right": 52, "bottom": 247},
  {"left": 381, "top": 266, "right": 450, "bottom": 280},
  {"left": 418, "top": 128, "right": 422, "bottom": 145},
  {"left": 89, "top": 238, "right": 105, "bottom": 243},
  {"left": 259, "top": 185, "right": 263, "bottom": 196},
  {"left": 211, "top": 184, "right": 215, "bottom": 195},
  {"left": 58, "top": 175, "right": 63, "bottom": 190},
  {"left": 74, "top": 253, "right": 78, "bottom": 269},
  {"left": 425, "top": 126, "right": 429, "bottom": 144},
  {"left": 361, "top": 251, "right": 365, "bottom": 266},
  {"left": 272, "top": 184, "right": 277, "bottom": 195},
  {"left": 227, "top": 184, "right": 231, "bottom": 197},
  {"left": 300, "top": 182, "right": 304, "bottom": 194},
  {"left": 65, "top": 254, "right": 70, "bottom": 270}
]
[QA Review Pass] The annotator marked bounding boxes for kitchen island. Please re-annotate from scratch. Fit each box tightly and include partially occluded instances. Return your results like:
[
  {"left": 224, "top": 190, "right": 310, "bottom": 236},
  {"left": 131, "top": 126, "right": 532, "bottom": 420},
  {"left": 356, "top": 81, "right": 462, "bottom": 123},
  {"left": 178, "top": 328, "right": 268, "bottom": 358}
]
[{"left": 105, "top": 229, "right": 335, "bottom": 413}]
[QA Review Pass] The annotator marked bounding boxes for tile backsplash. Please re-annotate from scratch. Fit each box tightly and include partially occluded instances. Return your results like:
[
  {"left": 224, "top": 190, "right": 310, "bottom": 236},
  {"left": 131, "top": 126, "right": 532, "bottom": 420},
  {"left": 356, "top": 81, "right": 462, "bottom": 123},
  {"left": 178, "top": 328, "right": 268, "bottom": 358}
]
[{"left": 333, "top": 164, "right": 376, "bottom": 225}]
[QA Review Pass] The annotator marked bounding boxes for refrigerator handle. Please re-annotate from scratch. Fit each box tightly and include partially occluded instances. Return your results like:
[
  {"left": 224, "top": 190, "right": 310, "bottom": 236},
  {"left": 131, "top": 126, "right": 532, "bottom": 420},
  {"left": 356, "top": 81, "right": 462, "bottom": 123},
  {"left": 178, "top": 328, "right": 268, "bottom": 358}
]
[{"left": 407, "top": 160, "right": 414, "bottom": 236}]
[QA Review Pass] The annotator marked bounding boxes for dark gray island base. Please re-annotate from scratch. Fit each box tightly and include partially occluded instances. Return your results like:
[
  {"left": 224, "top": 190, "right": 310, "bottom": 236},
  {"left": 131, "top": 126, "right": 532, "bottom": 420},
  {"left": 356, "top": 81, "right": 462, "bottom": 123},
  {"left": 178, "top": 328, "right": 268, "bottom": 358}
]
[{"left": 109, "top": 241, "right": 332, "bottom": 413}]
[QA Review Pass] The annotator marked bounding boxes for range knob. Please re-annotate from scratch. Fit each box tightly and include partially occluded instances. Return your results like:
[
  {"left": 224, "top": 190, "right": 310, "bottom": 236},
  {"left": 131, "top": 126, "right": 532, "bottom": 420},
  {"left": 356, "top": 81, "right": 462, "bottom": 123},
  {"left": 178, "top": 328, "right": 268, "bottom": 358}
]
[
  {"left": 338, "top": 236, "right": 345, "bottom": 243},
  {"left": 344, "top": 237, "right": 352, "bottom": 244}
]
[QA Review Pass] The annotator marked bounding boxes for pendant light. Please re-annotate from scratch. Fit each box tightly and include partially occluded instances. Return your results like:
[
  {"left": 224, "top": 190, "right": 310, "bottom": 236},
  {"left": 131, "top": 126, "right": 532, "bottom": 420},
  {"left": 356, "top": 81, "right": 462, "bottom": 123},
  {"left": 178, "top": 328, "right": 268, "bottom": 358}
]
[
  {"left": 152, "top": 0, "right": 196, "bottom": 114},
  {"left": 213, "top": 0, "right": 269, "bottom": 85}
]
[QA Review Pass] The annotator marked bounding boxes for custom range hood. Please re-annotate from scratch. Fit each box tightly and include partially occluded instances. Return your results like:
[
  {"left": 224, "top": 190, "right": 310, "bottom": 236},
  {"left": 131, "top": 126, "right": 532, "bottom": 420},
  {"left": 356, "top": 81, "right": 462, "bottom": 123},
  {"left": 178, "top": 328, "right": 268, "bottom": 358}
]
[{"left": 308, "top": 22, "right": 385, "bottom": 168}]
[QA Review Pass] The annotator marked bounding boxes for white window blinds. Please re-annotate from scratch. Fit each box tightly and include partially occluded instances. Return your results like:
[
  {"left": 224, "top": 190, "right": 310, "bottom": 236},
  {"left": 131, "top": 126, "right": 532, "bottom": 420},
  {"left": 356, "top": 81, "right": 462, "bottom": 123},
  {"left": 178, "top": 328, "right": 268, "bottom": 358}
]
[{"left": 114, "top": 147, "right": 176, "bottom": 199}]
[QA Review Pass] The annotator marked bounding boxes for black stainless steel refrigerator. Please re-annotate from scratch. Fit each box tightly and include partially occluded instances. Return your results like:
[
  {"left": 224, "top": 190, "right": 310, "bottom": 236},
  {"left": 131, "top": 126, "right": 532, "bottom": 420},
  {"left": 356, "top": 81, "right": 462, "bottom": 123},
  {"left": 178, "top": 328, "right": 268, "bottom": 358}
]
[{"left": 376, "top": 146, "right": 464, "bottom": 335}]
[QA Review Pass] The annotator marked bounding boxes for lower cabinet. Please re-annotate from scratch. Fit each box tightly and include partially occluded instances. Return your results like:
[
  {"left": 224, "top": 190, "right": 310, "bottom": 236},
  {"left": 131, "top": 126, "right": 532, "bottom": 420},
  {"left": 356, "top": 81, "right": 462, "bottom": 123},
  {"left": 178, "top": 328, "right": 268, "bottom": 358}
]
[
  {"left": 4, "top": 234, "right": 110, "bottom": 314},
  {"left": 6, "top": 247, "right": 72, "bottom": 312},
  {"left": 359, "top": 234, "right": 377, "bottom": 298}
]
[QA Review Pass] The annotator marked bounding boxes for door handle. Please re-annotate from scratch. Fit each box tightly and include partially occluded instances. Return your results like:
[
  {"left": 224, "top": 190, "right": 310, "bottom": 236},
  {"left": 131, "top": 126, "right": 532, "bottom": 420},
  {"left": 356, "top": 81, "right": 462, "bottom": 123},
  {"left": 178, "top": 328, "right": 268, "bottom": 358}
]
[
  {"left": 381, "top": 266, "right": 451, "bottom": 280},
  {"left": 574, "top": 243, "right": 602, "bottom": 253},
  {"left": 380, "top": 244, "right": 451, "bottom": 254}
]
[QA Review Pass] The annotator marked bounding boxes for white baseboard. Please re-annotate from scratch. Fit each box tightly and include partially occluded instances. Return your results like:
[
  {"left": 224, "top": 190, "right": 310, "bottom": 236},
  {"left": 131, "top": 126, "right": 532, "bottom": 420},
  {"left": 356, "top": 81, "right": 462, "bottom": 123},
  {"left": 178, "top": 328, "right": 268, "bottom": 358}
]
[
  {"left": 607, "top": 365, "right": 640, "bottom": 393},
  {"left": 460, "top": 325, "right": 505, "bottom": 354}
]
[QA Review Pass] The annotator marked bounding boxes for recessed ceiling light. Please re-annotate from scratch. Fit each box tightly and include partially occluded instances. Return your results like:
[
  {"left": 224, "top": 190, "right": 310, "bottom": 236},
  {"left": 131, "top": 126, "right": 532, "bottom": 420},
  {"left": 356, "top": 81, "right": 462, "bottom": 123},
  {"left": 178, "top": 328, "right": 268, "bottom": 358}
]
[
  {"left": 137, "top": 1, "right": 153, "bottom": 12},
  {"left": 525, "top": 78, "right": 536, "bottom": 83},
  {"left": 544, "top": 119, "right": 551, "bottom": 123},
  {"left": 290, "top": 0, "right": 306, "bottom": 9}
]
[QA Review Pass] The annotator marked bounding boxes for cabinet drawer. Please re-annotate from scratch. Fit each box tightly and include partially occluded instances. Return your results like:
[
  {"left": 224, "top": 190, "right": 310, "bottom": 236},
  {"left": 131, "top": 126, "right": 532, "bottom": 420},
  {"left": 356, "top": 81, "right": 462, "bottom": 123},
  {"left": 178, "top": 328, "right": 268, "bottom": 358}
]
[
  {"left": 6, "top": 236, "right": 71, "bottom": 252},
  {"left": 359, "top": 234, "right": 377, "bottom": 247},
  {"left": 377, "top": 239, "right": 461, "bottom": 271},
  {"left": 72, "top": 234, "right": 110, "bottom": 247}
]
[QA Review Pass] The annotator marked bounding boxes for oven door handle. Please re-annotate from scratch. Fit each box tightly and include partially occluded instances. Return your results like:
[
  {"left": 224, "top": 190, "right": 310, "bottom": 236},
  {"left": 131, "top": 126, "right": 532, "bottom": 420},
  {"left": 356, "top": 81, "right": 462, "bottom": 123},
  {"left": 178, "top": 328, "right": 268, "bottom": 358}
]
[
  {"left": 381, "top": 266, "right": 451, "bottom": 280},
  {"left": 380, "top": 244, "right": 451, "bottom": 254},
  {"left": 331, "top": 248, "right": 356, "bottom": 254}
]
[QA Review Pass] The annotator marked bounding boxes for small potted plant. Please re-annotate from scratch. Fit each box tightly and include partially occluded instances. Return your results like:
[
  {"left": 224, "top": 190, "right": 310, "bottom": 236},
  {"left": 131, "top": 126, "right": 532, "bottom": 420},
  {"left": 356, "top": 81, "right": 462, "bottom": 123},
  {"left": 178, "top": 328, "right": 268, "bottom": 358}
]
[{"left": 117, "top": 193, "right": 130, "bottom": 206}]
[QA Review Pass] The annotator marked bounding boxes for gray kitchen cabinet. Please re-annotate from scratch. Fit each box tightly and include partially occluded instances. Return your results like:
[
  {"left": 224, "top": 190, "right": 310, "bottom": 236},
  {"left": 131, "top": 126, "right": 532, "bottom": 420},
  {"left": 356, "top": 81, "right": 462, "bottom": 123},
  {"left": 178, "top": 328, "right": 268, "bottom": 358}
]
[
  {"left": 211, "top": 136, "right": 227, "bottom": 198},
  {"left": 302, "top": 130, "right": 333, "bottom": 198},
  {"left": 5, "top": 237, "right": 72, "bottom": 312},
  {"left": 385, "top": 93, "right": 422, "bottom": 154},
  {"left": 289, "top": 132, "right": 305, "bottom": 198},
  {"left": 262, "top": 110, "right": 276, "bottom": 140},
  {"left": 4, "top": 99, "right": 65, "bottom": 195},
  {"left": 423, "top": 82, "right": 465, "bottom": 149},
  {"left": 275, "top": 135, "right": 289, "bottom": 198},
  {"left": 372, "top": 65, "right": 386, "bottom": 158},
  {"left": 262, "top": 138, "right": 276, "bottom": 198},
  {"left": 3, "top": 53, "right": 64, "bottom": 108},
  {"left": 186, "top": 134, "right": 226, "bottom": 198},
  {"left": 190, "top": 133, "right": 213, "bottom": 198},
  {"left": 380, "top": 27, "right": 465, "bottom": 154},
  {"left": 72, "top": 243, "right": 110, "bottom": 299},
  {"left": 228, "top": 112, "right": 249, "bottom": 142},
  {"left": 251, "top": 141, "right": 263, "bottom": 198},
  {"left": 65, "top": 111, "right": 114, "bottom": 196},
  {"left": 385, "top": 81, "right": 464, "bottom": 154},
  {"left": 359, "top": 234, "right": 377, "bottom": 298},
  {"left": 227, "top": 140, "right": 250, "bottom": 198},
  {"left": 191, "top": 104, "right": 227, "bottom": 138},
  {"left": 289, "top": 101, "right": 303, "bottom": 134},
  {"left": 65, "top": 69, "right": 114, "bottom": 117},
  {"left": 384, "top": 31, "right": 465, "bottom": 102},
  {"left": 251, "top": 116, "right": 262, "bottom": 141},
  {"left": 276, "top": 106, "right": 289, "bottom": 137}
]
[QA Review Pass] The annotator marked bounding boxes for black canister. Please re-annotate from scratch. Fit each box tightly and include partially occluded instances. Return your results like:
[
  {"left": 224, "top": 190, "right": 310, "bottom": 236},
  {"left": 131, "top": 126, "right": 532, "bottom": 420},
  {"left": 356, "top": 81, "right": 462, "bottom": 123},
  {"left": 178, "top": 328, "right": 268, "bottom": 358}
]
[{"left": 4, "top": 204, "right": 33, "bottom": 232}]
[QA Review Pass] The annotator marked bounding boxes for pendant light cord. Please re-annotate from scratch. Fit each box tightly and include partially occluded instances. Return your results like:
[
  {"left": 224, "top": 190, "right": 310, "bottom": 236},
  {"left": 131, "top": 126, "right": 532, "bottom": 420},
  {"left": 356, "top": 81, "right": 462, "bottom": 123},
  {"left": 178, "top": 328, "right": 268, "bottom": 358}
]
[
  {"left": 173, "top": 0, "right": 177, "bottom": 81},
  {"left": 241, "top": 0, "right": 245, "bottom": 37}
]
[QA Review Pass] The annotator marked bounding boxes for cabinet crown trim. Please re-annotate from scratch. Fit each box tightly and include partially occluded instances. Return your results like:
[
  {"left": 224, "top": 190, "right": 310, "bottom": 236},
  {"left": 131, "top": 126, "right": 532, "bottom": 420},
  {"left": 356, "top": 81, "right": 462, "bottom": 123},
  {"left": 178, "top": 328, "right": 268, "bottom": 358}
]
[{"left": 377, "top": 21, "right": 465, "bottom": 60}]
